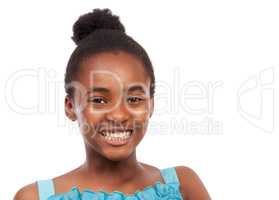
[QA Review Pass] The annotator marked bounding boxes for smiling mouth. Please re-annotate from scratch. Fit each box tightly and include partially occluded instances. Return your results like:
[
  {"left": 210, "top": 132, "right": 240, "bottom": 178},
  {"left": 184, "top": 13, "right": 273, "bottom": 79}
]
[{"left": 99, "top": 129, "right": 134, "bottom": 146}]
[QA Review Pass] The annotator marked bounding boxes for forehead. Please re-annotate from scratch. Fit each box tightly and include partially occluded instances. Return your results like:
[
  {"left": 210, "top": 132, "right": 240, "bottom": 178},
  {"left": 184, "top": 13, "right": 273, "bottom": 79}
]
[{"left": 77, "top": 51, "right": 150, "bottom": 88}]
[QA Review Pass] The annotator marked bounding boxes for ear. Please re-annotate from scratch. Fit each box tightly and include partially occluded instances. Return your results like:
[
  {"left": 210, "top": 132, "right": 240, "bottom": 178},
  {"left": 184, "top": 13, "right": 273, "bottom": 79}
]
[
  {"left": 65, "top": 95, "right": 77, "bottom": 121},
  {"left": 149, "top": 97, "right": 154, "bottom": 118}
]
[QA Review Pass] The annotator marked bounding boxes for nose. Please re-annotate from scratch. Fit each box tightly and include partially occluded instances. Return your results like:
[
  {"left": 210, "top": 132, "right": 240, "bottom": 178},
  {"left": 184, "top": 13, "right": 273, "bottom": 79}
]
[{"left": 105, "top": 99, "right": 131, "bottom": 123}]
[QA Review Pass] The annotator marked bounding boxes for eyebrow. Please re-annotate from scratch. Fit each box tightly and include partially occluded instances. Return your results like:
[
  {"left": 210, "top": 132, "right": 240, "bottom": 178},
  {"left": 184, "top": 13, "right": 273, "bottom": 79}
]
[
  {"left": 87, "top": 85, "right": 147, "bottom": 94},
  {"left": 87, "top": 87, "right": 110, "bottom": 94},
  {"left": 127, "top": 85, "right": 146, "bottom": 93}
]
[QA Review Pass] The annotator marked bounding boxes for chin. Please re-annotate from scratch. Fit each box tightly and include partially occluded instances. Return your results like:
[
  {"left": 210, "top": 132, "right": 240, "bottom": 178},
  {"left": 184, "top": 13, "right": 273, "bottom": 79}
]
[{"left": 103, "top": 148, "right": 135, "bottom": 162}]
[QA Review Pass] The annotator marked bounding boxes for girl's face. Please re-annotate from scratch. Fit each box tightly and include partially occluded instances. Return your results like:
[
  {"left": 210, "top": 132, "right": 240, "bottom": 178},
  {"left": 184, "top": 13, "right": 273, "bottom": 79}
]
[{"left": 65, "top": 51, "right": 154, "bottom": 161}]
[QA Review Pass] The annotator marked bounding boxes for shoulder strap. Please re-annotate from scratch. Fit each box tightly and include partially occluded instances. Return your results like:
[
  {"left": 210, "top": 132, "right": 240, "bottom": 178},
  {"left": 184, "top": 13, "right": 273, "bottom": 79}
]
[
  {"left": 160, "top": 167, "right": 180, "bottom": 184},
  {"left": 37, "top": 179, "right": 55, "bottom": 200}
]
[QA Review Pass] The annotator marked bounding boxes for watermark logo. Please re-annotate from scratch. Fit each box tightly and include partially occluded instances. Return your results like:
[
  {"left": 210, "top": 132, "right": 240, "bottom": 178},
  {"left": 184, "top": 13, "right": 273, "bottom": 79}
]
[
  {"left": 5, "top": 66, "right": 224, "bottom": 136},
  {"left": 237, "top": 67, "right": 277, "bottom": 133}
]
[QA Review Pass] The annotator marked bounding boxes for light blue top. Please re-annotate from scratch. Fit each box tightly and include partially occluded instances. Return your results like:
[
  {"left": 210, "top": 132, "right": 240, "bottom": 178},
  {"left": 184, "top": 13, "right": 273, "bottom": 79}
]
[{"left": 37, "top": 167, "right": 184, "bottom": 200}]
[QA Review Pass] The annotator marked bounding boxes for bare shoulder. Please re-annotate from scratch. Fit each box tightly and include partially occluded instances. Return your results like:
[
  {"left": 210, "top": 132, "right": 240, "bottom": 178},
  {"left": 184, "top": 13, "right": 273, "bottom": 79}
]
[
  {"left": 13, "top": 165, "right": 83, "bottom": 200},
  {"left": 175, "top": 166, "right": 211, "bottom": 200},
  {"left": 13, "top": 182, "right": 38, "bottom": 200}
]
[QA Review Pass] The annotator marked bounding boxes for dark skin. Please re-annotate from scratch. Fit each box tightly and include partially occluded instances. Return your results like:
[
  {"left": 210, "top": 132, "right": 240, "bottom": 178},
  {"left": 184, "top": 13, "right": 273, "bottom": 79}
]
[{"left": 14, "top": 51, "right": 211, "bottom": 200}]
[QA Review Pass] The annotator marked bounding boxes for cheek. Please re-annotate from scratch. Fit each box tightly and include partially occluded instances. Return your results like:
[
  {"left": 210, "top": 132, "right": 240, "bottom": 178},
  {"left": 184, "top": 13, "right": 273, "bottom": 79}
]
[
  {"left": 77, "top": 108, "right": 105, "bottom": 137},
  {"left": 131, "top": 112, "right": 150, "bottom": 134},
  {"left": 126, "top": 101, "right": 153, "bottom": 119}
]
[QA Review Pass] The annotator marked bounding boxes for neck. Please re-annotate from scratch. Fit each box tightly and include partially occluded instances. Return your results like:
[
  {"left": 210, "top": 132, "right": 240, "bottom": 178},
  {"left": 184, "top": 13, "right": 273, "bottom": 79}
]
[{"left": 81, "top": 144, "right": 144, "bottom": 183}]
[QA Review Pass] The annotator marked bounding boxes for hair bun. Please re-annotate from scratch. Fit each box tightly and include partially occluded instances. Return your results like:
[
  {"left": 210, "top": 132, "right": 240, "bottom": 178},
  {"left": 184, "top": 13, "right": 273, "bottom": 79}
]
[{"left": 72, "top": 8, "right": 126, "bottom": 45}]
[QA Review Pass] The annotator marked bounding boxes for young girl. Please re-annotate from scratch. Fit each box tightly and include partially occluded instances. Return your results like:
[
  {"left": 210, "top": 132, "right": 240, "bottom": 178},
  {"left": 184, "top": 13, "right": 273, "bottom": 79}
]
[{"left": 14, "top": 8, "right": 210, "bottom": 200}]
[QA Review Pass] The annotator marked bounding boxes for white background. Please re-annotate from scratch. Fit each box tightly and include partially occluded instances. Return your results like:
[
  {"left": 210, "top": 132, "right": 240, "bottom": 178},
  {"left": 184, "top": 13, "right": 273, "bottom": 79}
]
[{"left": 1, "top": 1, "right": 278, "bottom": 199}]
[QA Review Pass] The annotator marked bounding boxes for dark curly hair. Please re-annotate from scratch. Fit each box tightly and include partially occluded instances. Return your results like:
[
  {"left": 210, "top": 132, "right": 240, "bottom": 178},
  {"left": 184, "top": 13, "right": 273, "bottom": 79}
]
[{"left": 65, "top": 8, "right": 155, "bottom": 98}]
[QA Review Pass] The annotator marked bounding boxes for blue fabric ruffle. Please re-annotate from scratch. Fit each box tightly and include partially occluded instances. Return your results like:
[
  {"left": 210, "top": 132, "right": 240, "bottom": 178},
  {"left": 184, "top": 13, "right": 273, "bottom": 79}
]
[{"left": 47, "top": 181, "right": 183, "bottom": 200}]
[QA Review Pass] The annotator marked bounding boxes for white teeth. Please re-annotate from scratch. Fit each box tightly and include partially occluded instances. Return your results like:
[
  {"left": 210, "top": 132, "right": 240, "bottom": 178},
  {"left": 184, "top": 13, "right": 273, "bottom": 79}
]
[{"left": 102, "top": 131, "right": 132, "bottom": 141}]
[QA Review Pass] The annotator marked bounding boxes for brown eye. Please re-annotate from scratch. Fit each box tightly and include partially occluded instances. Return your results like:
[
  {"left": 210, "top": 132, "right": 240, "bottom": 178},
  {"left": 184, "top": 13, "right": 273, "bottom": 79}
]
[
  {"left": 88, "top": 97, "right": 108, "bottom": 104},
  {"left": 127, "top": 96, "right": 144, "bottom": 104}
]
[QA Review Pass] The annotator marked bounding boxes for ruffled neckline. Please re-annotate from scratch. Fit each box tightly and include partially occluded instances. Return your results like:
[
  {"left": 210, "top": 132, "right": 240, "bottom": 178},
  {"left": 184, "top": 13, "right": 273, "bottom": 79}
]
[
  {"left": 83, "top": 180, "right": 162, "bottom": 197},
  {"left": 48, "top": 180, "right": 183, "bottom": 200}
]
